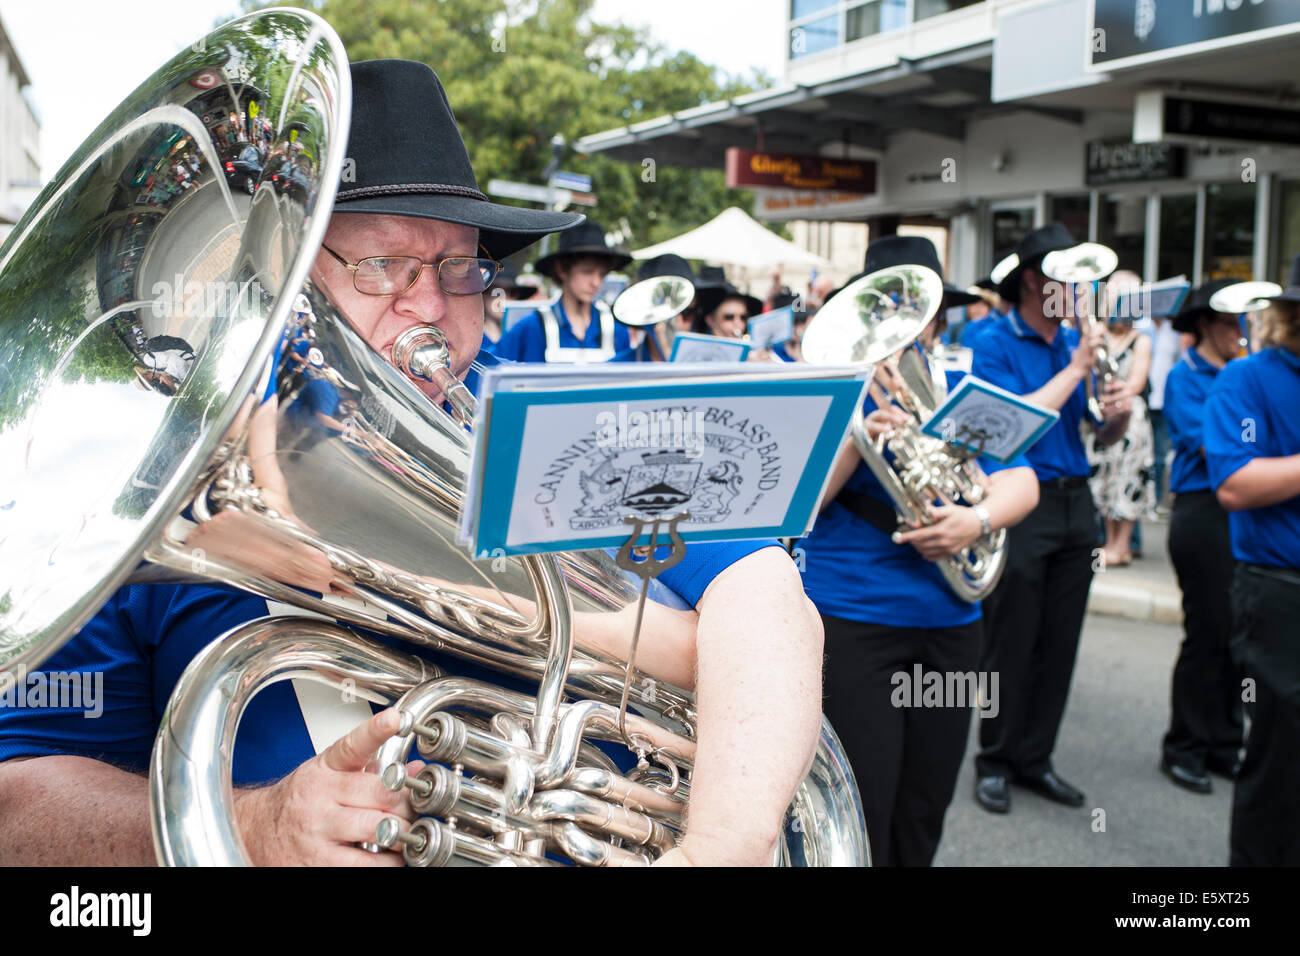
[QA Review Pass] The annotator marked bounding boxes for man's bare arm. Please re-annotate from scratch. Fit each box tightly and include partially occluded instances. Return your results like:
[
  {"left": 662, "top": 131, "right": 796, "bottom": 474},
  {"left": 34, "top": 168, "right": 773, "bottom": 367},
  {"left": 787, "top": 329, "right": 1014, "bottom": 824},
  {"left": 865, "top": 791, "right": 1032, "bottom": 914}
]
[
  {"left": 0, "top": 756, "right": 156, "bottom": 865},
  {"left": 673, "top": 546, "right": 824, "bottom": 867},
  {"left": 0, "top": 710, "right": 415, "bottom": 866},
  {"left": 1217, "top": 455, "right": 1300, "bottom": 511}
]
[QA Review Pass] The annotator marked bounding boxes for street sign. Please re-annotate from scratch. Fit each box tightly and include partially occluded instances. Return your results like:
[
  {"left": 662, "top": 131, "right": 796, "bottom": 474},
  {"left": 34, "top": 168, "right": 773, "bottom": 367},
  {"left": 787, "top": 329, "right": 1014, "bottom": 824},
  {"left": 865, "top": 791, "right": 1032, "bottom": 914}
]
[
  {"left": 488, "top": 179, "right": 571, "bottom": 205},
  {"left": 549, "top": 170, "right": 592, "bottom": 192}
]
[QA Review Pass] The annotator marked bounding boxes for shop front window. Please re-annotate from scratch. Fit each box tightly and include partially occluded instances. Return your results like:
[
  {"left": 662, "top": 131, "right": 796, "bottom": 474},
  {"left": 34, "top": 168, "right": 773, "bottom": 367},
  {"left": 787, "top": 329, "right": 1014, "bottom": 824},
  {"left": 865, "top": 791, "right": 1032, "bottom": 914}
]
[
  {"left": 1097, "top": 193, "right": 1147, "bottom": 277},
  {"left": 1158, "top": 193, "right": 1196, "bottom": 282},
  {"left": 1203, "top": 181, "right": 1256, "bottom": 281},
  {"left": 1274, "top": 179, "right": 1300, "bottom": 286},
  {"left": 991, "top": 206, "right": 1033, "bottom": 268},
  {"left": 1049, "top": 194, "right": 1090, "bottom": 245}
]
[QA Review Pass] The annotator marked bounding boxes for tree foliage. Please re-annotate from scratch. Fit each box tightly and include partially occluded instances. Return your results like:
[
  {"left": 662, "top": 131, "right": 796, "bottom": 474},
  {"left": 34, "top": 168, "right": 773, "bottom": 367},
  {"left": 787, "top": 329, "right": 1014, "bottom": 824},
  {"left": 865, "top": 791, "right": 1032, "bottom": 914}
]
[{"left": 242, "top": 0, "right": 774, "bottom": 250}]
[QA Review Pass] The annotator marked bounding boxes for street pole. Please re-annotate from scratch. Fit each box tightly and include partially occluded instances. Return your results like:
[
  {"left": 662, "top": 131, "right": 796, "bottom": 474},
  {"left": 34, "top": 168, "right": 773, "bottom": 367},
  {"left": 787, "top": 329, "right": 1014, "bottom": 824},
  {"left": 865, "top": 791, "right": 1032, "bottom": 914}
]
[{"left": 536, "top": 133, "right": 566, "bottom": 260}]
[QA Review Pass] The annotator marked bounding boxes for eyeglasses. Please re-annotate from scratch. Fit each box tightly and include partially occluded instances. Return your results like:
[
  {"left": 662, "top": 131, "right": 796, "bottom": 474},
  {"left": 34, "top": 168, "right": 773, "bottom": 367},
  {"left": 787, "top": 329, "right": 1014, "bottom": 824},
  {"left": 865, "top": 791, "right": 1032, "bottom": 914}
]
[
  {"left": 321, "top": 244, "right": 502, "bottom": 296},
  {"left": 718, "top": 311, "right": 748, "bottom": 321}
]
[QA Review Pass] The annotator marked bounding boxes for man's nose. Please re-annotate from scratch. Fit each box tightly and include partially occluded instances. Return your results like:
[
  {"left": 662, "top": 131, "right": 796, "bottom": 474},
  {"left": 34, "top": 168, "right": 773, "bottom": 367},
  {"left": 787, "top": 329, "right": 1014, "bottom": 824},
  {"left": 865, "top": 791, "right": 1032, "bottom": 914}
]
[{"left": 394, "top": 266, "right": 449, "bottom": 322}]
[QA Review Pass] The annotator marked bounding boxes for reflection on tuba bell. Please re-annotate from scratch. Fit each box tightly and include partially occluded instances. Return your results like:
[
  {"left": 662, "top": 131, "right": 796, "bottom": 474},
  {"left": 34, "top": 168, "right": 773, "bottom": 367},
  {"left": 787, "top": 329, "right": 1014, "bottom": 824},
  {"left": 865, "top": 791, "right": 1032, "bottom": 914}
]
[
  {"left": 0, "top": 10, "right": 867, "bottom": 867},
  {"left": 801, "top": 265, "right": 1008, "bottom": 602}
]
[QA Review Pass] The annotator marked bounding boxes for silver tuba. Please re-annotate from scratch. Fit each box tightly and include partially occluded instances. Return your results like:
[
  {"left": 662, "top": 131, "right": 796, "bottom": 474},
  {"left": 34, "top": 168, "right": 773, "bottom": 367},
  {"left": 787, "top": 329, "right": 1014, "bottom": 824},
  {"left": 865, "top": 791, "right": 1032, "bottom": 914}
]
[
  {"left": 801, "top": 266, "right": 1007, "bottom": 601},
  {"left": 0, "top": 10, "right": 867, "bottom": 866}
]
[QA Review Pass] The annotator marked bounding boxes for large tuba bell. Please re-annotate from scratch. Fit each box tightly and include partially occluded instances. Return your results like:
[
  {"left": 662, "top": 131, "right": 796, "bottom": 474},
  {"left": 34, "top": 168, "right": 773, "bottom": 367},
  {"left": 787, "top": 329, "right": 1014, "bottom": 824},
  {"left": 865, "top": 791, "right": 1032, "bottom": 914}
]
[
  {"left": 0, "top": 10, "right": 867, "bottom": 866},
  {"left": 801, "top": 265, "right": 1007, "bottom": 601}
]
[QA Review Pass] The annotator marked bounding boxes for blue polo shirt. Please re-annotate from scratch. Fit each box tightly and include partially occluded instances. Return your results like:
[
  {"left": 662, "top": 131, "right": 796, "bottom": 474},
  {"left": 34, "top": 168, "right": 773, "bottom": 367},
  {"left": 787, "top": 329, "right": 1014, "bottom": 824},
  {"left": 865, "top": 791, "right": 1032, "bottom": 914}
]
[
  {"left": 801, "top": 369, "right": 1031, "bottom": 628},
  {"left": 970, "top": 309, "right": 1094, "bottom": 481},
  {"left": 610, "top": 337, "right": 662, "bottom": 363},
  {"left": 1204, "top": 346, "right": 1300, "bottom": 570},
  {"left": 0, "top": 344, "right": 775, "bottom": 784},
  {"left": 492, "top": 300, "right": 631, "bottom": 363},
  {"left": 1163, "top": 348, "right": 1223, "bottom": 493},
  {"left": 286, "top": 376, "right": 342, "bottom": 434}
]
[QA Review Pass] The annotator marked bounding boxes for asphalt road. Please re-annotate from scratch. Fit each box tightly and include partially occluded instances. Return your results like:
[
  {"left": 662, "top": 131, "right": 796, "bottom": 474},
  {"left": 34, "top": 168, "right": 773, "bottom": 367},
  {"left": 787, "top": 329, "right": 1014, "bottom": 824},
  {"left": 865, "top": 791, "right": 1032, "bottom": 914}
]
[{"left": 934, "top": 613, "right": 1236, "bottom": 867}]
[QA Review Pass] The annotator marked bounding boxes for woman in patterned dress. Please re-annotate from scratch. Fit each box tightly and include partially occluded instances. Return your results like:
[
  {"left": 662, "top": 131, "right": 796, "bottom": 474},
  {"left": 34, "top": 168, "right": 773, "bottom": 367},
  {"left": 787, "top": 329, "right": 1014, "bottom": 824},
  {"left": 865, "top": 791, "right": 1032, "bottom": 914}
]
[{"left": 1086, "top": 314, "right": 1155, "bottom": 566}]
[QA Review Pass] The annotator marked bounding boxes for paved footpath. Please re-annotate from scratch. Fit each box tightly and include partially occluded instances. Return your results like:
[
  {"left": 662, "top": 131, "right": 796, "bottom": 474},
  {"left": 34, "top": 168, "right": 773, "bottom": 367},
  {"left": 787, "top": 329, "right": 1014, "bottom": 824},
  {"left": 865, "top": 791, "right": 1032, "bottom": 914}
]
[{"left": 934, "top": 612, "right": 1235, "bottom": 867}]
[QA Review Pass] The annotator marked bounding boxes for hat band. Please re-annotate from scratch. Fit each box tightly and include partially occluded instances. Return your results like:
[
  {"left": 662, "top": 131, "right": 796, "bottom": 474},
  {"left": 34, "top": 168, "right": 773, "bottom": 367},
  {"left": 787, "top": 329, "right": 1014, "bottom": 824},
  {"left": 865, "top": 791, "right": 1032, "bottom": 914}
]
[{"left": 336, "top": 182, "right": 489, "bottom": 203}]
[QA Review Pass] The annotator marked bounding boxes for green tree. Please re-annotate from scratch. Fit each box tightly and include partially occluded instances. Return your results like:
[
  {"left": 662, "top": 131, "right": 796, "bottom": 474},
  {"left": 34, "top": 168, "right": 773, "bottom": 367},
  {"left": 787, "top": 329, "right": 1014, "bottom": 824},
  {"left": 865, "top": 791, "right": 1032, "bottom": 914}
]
[{"left": 242, "top": 0, "right": 780, "bottom": 250}]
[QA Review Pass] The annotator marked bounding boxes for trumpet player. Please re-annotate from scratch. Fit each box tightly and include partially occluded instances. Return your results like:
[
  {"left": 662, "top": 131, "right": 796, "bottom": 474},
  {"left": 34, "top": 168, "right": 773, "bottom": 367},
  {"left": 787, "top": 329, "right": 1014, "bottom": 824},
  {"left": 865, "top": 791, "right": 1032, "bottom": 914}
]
[
  {"left": 801, "top": 237, "right": 1039, "bottom": 865},
  {"left": 970, "top": 224, "right": 1132, "bottom": 815},
  {"left": 0, "top": 61, "right": 824, "bottom": 868},
  {"left": 1203, "top": 259, "right": 1300, "bottom": 866}
]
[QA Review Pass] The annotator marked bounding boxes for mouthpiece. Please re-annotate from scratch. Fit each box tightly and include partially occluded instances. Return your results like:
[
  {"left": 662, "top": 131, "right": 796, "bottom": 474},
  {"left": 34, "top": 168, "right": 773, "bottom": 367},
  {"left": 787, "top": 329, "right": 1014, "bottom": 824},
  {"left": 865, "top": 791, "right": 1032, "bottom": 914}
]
[{"left": 390, "top": 325, "right": 478, "bottom": 426}]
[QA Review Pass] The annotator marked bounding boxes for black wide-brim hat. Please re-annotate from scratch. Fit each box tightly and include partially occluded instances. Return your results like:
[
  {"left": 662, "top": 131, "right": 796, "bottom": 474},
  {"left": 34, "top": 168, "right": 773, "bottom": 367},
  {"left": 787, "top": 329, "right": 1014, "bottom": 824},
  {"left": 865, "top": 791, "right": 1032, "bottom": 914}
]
[
  {"left": 636, "top": 253, "right": 695, "bottom": 284},
  {"left": 696, "top": 283, "right": 762, "bottom": 318},
  {"left": 1172, "top": 278, "right": 1239, "bottom": 333},
  {"left": 332, "top": 60, "right": 583, "bottom": 260},
  {"left": 834, "top": 235, "right": 979, "bottom": 307},
  {"left": 534, "top": 220, "right": 632, "bottom": 280},
  {"left": 997, "top": 222, "right": 1078, "bottom": 303}
]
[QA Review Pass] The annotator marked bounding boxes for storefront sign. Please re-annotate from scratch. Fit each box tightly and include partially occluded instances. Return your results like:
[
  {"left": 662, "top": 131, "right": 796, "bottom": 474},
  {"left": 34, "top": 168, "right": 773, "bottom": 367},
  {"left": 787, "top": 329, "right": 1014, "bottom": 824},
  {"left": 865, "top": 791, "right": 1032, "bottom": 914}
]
[
  {"left": 1090, "top": 0, "right": 1300, "bottom": 71},
  {"left": 725, "top": 148, "right": 876, "bottom": 195},
  {"left": 1085, "top": 140, "right": 1186, "bottom": 185},
  {"left": 1134, "top": 91, "right": 1300, "bottom": 147}
]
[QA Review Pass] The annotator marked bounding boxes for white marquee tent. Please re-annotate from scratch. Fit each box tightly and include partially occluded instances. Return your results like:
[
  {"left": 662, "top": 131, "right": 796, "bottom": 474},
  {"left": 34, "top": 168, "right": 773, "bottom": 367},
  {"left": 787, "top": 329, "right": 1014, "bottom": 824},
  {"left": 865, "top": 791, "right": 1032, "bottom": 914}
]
[{"left": 631, "top": 206, "right": 832, "bottom": 270}]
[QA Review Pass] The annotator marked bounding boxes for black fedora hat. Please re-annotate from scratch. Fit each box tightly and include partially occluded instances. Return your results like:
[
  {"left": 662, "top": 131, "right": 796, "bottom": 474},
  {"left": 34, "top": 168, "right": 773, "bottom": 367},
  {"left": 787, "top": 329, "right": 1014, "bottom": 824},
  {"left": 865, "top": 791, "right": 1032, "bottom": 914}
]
[
  {"left": 696, "top": 282, "right": 762, "bottom": 319},
  {"left": 636, "top": 254, "right": 695, "bottom": 283},
  {"left": 997, "top": 222, "right": 1078, "bottom": 303},
  {"left": 695, "top": 264, "right": 730, "bottom": 290},
  {"left": 1172, "top": 278, "right": 1239, "bottom": 333},
  {"left": 842, "top": 235, "right": 979, "bottom": 307},
  {"left": 534, "top": 220, "right": 632, "bottom": 280},
  {"left": 1262, "top": 254, "right": 1300, "bottom": 305},
  {"left": 333, "top": 60, "right": 583, "bottom": 260}
]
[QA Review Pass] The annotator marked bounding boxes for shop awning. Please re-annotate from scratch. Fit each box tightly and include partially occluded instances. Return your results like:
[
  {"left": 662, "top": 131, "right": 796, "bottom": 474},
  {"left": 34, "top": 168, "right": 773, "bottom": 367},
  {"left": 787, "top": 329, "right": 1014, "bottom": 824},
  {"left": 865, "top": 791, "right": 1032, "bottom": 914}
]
[
  {"left": 576, "top": 41, "right": 1012, "bottom": 169},
  {"left": 633, "top": 207, "right": 831, "bottom": 269}
]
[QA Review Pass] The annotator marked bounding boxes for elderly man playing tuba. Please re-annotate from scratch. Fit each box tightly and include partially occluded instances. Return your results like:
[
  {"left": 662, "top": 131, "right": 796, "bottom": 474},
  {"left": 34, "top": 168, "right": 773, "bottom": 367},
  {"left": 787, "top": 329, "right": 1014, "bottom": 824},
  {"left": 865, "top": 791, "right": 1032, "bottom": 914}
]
[{"left": 0, "top": 61, "right": 823, "bottom": 867}]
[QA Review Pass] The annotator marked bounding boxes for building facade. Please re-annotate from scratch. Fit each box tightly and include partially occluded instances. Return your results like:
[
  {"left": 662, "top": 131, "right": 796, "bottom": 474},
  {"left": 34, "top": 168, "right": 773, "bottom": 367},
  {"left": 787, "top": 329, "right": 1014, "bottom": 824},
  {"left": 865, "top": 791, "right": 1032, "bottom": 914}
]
[
  {"left": 0, "top": 12, "right": 40, "bottom": 241},
  {"left": 579, "top": 0, "right": 1300, "bottom": 289}
]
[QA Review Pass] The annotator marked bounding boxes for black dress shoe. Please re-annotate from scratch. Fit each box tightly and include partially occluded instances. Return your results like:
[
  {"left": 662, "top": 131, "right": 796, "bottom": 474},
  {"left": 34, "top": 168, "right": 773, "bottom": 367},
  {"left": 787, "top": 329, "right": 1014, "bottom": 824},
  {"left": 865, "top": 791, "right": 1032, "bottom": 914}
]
[
  {"left": 975, "top": 775, "right": 1010, "bottom": 814},
  {"left": 1205, "top": 756, "right": 1242, "bottom": 780},
  {"left": 1161, "top": 758, "right": 1212, "bottom": 793},
  {"left": 1015, "top": 770, "right": 1085, "bottom": 807}
]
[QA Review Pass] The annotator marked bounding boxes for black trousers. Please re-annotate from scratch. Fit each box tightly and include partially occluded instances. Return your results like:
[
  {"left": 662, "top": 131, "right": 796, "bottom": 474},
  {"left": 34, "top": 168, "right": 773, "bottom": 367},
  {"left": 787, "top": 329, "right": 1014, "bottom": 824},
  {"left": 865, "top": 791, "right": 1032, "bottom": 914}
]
[
  {"left": 1162, "top": 491, "right": 1243, "bottom": 771},
  {"left": 822, "top": 614, "right": 981, "bottom": 867},
  {"left": 977, "top": 483, "right": 1095, "bottom": 779},
  {"left": 1229, "top": 564, "right": 1300, "bottom": 866}
]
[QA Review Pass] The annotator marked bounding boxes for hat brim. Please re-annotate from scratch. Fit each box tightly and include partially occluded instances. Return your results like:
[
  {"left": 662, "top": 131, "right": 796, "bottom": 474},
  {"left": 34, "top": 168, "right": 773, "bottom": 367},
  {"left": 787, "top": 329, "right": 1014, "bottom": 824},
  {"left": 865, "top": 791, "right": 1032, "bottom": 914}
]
[
  {"left": 535, "top": 246, "right": 633, "bottom": 281},
  {"left": 696, "top": 288, "right": 762, "bottom": 318},
  {"left": 942, "top": 284, "right": 981, "bottom": 308},
  {"left": 333, "top": 193, "right": 585, "bottom": 260}
]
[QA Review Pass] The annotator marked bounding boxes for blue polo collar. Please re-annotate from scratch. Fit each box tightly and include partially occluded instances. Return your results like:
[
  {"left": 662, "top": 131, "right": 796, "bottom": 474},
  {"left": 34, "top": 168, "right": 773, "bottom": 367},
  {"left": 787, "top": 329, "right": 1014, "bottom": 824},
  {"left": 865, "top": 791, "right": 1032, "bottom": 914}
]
[
  {"left": 1182, "top": 347, "right": 1220, "bottom": 376},
  {"left": 1006, "top": 307, "right": 1068, "bottom": 349},
  {"left": 1275, "top": 345, "right": 1300, "bottom": 374}
]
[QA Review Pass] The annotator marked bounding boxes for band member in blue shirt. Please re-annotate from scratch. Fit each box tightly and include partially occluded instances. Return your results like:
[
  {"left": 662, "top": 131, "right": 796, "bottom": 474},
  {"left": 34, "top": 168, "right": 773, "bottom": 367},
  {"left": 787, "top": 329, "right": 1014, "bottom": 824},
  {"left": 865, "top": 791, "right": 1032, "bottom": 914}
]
[
  {"left": 969, "top": 223, "right": 1132, "bottom": 814},
  {"left": 0, "top": 61, "right": 824, "bottom": 868},
  {"left": 801, "top": 236, "right": 1039, "bottom": 864},
  {"left": 1204, "top": 259, "right": 1300, "bottom": 866},
  {"left": 492, "top": 220, "right": 632, "bottom": 363},
  {"left": 610, "top": 254, "right": 696, "bottom": 363},
  {"left": 1158, "top": 280, "right": 1246, "bottom": 794}
]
